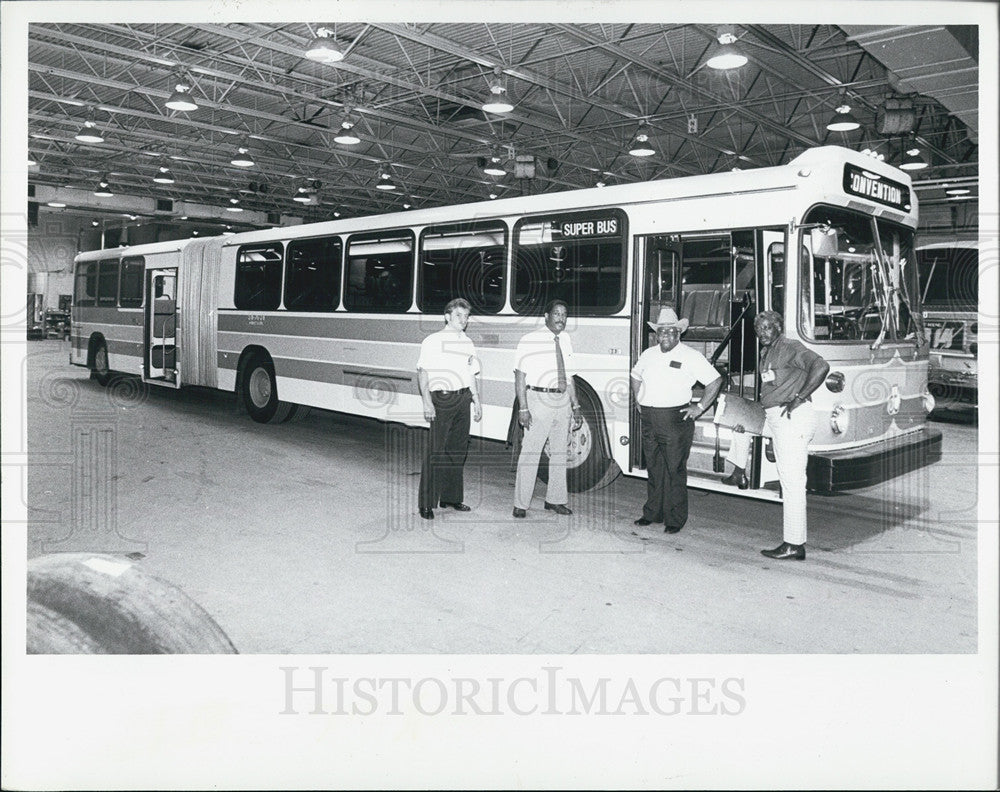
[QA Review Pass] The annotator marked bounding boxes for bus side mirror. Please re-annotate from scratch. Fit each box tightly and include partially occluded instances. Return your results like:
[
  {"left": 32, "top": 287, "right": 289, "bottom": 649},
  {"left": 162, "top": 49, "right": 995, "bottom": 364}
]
[{"left": 810, "top": 227, "right": 840, "bottom": 258}]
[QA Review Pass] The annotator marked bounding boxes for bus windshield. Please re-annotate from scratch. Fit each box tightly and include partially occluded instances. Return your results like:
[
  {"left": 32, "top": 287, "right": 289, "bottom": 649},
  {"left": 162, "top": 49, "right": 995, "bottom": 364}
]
[
  {"left": 917, "top": 246, "right": 978, "bottom": 310},
  {"left": 798, "top": 205, "right": 920, "bottom": 346}
]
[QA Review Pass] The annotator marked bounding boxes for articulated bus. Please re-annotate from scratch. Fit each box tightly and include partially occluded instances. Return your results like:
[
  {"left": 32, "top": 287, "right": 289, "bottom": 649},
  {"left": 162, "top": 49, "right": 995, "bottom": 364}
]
[{"left": 71, "top": 145, "right": 941, "bottom": 500}]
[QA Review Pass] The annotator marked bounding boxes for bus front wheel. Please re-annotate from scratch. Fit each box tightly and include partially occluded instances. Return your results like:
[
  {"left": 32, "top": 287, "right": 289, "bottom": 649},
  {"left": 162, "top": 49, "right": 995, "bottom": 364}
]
[{"left": 538, "top": 384, "right": 620, "bottom": 492}]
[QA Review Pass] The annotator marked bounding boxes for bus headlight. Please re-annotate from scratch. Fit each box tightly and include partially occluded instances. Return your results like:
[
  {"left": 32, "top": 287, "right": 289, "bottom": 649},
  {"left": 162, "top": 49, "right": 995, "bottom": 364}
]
[
  {"left": 830, "top": 404, "right": 849, "bottom": 435},
  {"left": 922, "top": 391, "right": 936, "bottom": 414}
]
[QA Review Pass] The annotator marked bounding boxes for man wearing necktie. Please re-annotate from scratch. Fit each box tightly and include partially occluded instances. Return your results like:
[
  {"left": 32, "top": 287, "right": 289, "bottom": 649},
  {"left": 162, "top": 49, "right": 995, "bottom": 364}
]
[{"left": 512, "top": 299, "right": 583, "bottom": 518}]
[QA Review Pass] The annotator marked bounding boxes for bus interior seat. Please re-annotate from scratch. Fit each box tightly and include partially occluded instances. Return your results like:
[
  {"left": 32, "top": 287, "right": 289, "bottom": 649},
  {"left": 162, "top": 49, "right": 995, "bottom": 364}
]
[{"left": 681, "top": 287, "right": 729, "bottom": 340}]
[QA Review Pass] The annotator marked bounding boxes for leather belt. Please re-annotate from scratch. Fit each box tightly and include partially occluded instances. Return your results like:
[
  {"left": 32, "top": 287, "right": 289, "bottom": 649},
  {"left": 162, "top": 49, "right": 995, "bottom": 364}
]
[
  {"left": 432, "top": 387, "right": 469, "bottom": 395},
  {"left": 527, "top": 386, "right": 565, "bottom": 393}
]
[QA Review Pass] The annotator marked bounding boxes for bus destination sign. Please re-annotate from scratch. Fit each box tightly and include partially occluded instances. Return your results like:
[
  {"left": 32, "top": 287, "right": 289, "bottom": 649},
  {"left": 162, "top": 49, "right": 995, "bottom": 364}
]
[
  {"left": 552, "top": 214, "right": 620, "bottom": 239},
  {"left": 842, "top": 164, "right": 911, "bottom": 211}
]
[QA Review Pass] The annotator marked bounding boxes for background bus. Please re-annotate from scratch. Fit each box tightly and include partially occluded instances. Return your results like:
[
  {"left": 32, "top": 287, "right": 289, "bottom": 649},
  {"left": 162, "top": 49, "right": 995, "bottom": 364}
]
[
  {"left": 71, "top": 145, "right": 941, "bottom": 500},
  {"left": 916, "top": 240, "right": 979, "bottom": 406}
]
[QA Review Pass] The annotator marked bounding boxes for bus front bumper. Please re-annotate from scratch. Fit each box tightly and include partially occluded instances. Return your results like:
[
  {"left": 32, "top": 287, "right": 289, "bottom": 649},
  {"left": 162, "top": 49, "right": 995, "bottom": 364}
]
[{"left": 807, "top": 427, "right": 943, "bottom": 493}]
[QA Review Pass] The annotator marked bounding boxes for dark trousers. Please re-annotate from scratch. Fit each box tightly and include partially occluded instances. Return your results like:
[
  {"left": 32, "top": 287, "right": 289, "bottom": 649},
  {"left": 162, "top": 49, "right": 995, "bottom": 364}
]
[
  {"left": 640, "top": 406, "right": 695, "bottom": 529},
  {"left": 419, "top": 389, "right": 472, "bottom": 510}
]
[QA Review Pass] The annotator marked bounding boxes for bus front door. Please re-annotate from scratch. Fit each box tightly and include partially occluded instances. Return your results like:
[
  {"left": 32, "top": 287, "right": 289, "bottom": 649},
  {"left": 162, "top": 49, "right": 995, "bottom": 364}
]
[
  {"left": 145, "top": 268, "right": 180, "bottom": 387},
  {"left": 630, "top": 234, "right": 680, "bottom": 471}
]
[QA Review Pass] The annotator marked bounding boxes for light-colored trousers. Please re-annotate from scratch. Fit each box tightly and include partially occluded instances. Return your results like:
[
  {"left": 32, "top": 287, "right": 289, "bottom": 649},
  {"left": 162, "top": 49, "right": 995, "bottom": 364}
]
[
  {"left": 726, "top": 404, "right": 815, "bottom": 545},
  {"left": 514, "top": 389, "right": 571, "bottom": 510}
]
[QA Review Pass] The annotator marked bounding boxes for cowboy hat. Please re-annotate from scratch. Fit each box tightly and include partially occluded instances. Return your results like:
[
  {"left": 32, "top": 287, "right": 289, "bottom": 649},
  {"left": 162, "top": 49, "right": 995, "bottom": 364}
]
[{"left": 647, "top": 306, "right": 689, "bottom": 333}]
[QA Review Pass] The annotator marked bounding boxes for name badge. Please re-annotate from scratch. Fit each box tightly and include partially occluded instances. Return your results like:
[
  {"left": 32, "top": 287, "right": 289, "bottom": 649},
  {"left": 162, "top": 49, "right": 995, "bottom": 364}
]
[
  {"left": 761, "top": 369, "right": 775, "bottom": 383},
  {"left": 669, "top": 360, "right": 682, "bottom": 369}
]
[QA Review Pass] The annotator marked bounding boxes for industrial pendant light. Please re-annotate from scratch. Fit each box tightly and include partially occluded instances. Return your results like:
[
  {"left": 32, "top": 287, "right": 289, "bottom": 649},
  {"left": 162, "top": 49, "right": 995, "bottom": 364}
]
[
  {"left": 75, "top": 119, "right": 104, "bottom": 144},
  {"left": 481, "top": 67, "right": 514, "bottom": 114},
  {"left": 628, "top": 121, "right": 655, "bottom": 157},
  {"left": 93, "top": 176, "right": 114, "bottom": 197},
  {"left": 305, "top": 27, "right": 344, "bottom": 64},
  {"left": 165, "top": 72, "right": 199, "bottom": 112},
  {"left": 706, "top": 27, "right": 747, "bottom": 70},
  {"left": 153, "top": 166, "right": 175, "bottom": 184},
  {"left": 899, "top": 139, "right": 928, "bottom": 171},
  {"left": 334, "top": 113, "right": 361, "bottom": 145},
  {"left": 376, "top": 165, "right": 396, "bottom": 190},
  {"left": 231, "top": 142, "right": 255, "bottom": 167},
  {"left": 826, "top": 91, "right": 861, "bottom": 132}
]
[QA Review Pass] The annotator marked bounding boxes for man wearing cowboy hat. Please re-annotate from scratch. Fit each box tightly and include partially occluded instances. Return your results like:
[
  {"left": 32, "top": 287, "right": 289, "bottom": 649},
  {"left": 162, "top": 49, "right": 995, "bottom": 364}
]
[{"left": 630, "top": 306, "right": 724, "bottom": 533}]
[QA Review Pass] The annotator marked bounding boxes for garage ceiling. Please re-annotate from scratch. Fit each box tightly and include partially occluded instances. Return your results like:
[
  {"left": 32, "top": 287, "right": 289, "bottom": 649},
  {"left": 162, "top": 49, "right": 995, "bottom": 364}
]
[{"left": 27, "top": 22, "right": 979, "bottom": 228}]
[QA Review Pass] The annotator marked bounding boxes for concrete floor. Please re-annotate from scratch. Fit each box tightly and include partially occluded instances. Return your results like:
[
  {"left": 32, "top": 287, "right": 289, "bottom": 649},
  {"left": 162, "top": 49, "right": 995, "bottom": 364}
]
[{"left": 24, "top": 338, "right": 979, "bottom": 653}]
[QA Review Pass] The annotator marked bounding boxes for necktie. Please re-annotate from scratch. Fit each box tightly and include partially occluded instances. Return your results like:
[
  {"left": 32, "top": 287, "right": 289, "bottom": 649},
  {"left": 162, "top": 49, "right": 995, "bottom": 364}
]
[{"left": 554, "top": 335, "right": 567, "bottom": 391}]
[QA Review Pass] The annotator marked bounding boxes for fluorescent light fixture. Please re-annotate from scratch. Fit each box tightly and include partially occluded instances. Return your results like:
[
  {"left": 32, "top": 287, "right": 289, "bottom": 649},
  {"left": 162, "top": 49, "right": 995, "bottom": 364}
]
[
  {"left": 153, "top": 166, "right": 175, "bottom": 184},
  {"left": 93, "top": 178, "right": 113, "bottom": 197},
  {"left": 47, "top": 201, "right": 66, "bottom": 208},
  {"left": 945, "top": 186, "right": 971, "bottom": 196}
]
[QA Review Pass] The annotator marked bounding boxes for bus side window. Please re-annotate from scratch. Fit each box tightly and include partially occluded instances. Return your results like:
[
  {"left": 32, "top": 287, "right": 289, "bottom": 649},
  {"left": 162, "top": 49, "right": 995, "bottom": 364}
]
[
  {"left": 234, "top": 244, "right": 283, "bottom": 311},
  {"left": 119, "top": 257, "right": 144, "bottom": 308},
  {"left": 418, "top": 222, "right": 507, "bottom": 314},
  {"left": 345, "top": 231, "right": 415, "bottom": 313},
  {"left": 284, "top": 236, "right": 342, "bottom": 311},
  {"left": 512, "top": 210, "right": 626, "bottom": 315},
  {"left": 74, "top": 261, "right": 97, "bottom": 307},
  {"left": 96, "top": 259, "right": 119, "bottom": 307}
]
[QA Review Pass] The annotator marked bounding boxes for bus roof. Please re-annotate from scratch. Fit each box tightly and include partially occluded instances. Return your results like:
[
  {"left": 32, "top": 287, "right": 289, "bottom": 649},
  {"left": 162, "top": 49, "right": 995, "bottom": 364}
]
[
  {"left": 223, "top": 145, "right": 914, "bottom": 247},
  {"left": 73, "top": 235, "right": 219, "bottom": 263}
]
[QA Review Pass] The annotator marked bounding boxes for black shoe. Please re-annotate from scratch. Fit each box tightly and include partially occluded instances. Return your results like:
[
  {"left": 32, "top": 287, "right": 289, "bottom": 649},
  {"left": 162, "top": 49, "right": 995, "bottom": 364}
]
[
  {"left": 440, "top": 502, "right": 471, "bottom": 511},
  {"left": 544, "top": 502, "right": 572, "bottom": 515},
  {"left": 761, "top": 542, "right": 805, "bottom": 560},
  {"left": 512, "top": 508, "right": 526, "bottom": 519},
  {"left": 721, "top": 468, "right": 749, "bottom": 489},
  {"left": 634, "top": 517, "right": 653, "bottom": 526},
  {"left": 663, "top": 525, "right": 682, "bottom": 534},
  {"left": 419, "top": 508, "right": 434, "bottom": 520}
]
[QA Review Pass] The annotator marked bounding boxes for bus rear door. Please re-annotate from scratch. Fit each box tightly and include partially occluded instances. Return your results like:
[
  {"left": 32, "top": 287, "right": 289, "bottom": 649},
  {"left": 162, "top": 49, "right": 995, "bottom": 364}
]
[{"left": 144, "top": 268, "right": 181, "bottom": 387}]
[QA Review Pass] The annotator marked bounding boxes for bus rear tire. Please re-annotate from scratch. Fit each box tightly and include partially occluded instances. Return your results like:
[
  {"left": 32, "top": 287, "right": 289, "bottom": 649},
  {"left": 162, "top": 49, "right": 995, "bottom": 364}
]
[
  {"left": 91, "top": 339, "right": 112, "bottom": 386},
  {"left": 241, "top": 353, "right": 295, "bottom": 424},
  {"left": 539, "top": 382, "right": 620, "bottom": 492}
]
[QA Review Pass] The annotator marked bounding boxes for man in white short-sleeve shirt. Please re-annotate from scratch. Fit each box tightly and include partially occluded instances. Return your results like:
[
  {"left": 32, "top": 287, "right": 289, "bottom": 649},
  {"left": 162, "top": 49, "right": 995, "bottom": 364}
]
[
  {"left": 416, "top": 298, "right": 482, "bottom": 519},
  {"left": 630, "top": 306, "right": 723, "bottom": 533},
  {"left": 512, "top": 299, "right": 583, "bottom": 518}
]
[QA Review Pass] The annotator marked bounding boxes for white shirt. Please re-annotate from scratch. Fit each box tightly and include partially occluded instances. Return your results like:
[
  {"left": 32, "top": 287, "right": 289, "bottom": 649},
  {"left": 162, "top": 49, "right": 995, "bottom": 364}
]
[
  {"left": 417, "top": 328, "right": 481, "bottom": 391},
  {"left": 630, "top": 342, "right": 721, "bottom": 407},
  {"left": 514, "top": 327, "right": 575, "bottom": 389}
]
